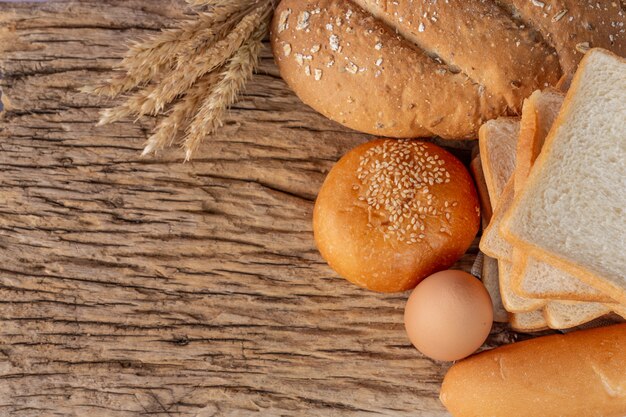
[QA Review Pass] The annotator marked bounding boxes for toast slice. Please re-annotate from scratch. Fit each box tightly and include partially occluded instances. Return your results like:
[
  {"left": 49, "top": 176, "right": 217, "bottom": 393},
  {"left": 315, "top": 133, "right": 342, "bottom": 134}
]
[
  {"left": 511, "top": 253, "right": 613, "bottom": 302},
  {"left": 478, "top": 118, "right": 519, "bottom": 209},
  {"left": 482, "top": 89, "right": 614, "bottom": 303},
  {"left": 502, "top": 49, "right": 626, "bottom": 305},
  {"left": 544, "top": 301, "right": 611, "bottom": 329},
  {"left": 510, "top": 90, "right": 614, "bottom": 302},
  {"left": 481, "top": 255, "right": 509, "bottom": 323},
  {"left": 498, "top": 260, "right": 545, "bottom": 313},
  {"left": 509, "top": 310, "right": 548, "bottom": 333}
]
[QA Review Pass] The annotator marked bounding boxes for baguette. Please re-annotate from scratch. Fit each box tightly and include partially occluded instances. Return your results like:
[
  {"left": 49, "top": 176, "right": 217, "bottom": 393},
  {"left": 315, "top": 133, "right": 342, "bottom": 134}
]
[{"left": 440, "top": 324, "right": 626, "bottom": 417}]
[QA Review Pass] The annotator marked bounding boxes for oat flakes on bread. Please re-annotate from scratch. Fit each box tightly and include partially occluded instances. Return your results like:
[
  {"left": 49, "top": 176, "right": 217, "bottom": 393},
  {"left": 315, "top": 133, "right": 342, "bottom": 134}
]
[{"left": 271, "top": 0, "right": 626, "bottom": 139}]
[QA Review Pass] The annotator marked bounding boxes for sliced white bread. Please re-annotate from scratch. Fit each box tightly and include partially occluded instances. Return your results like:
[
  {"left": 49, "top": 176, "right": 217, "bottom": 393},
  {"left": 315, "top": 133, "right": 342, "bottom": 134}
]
[
  {"left": 509, "top": 310, "right": 548, "bottom": 333},
  {"left": 501, "top": 48, "right": 626, "bottom": 305},
  {"left": 498, "top": 260, "right": 545, "bottom": 313},
  {"left": 482, "top": 90, "right": 615, "bottom": 303},
  {"left": 511, "top": 253, "right": 613, "bottom": 302},
  {"left": 478, "top": 92, "right": 620, "bottom": 327},
  {"left": 482, "top": 255, "right": 509, "bottom": 323},
  {"left": 478, "top": 118, "right": 519, "bottom": 209},
  {"left": 510, "top": 89, "right": 614, "bottom": 303},
  {"left": 544, "top": 301, "right": 611, "bottom": 329}
]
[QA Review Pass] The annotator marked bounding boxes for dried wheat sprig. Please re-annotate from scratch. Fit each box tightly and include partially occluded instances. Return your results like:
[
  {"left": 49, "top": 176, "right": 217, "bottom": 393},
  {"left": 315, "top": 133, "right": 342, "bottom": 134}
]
[
  {"left": 88, "top": 1, "right": 255, "bottom": 97},
  {"left": 182, "top": 22, "right": 266, "bottom": 160},
  {"left": 97, "top": 2, "right": 270, "bottom": 126},
  {"left": 141, "top": 71, "right": 223, "bottom": 156}
]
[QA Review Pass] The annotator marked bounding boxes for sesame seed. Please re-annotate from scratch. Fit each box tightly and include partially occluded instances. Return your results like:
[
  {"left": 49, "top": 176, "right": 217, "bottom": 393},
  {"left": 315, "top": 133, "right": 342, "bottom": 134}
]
[{"left": 355, "top": 140, "right": 452, "bottom": 244}]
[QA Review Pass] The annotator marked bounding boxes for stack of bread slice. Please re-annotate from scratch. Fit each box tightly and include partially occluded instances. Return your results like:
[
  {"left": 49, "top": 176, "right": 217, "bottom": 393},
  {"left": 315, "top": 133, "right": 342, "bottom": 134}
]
[{"left": 477, "top": 48, "right": 626, "bottom": 331}]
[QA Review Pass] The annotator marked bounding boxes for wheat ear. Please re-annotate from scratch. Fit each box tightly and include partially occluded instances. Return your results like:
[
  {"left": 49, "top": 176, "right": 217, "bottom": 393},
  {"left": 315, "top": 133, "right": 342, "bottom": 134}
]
[{"left": 182, "top": 21, "right": 267, "bottom": 161}]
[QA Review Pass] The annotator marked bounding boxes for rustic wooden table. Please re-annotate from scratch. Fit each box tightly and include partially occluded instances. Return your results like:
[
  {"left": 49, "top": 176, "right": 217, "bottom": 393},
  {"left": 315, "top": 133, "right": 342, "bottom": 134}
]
[{"left": 0, "top": 1, "right": 521, "bottom": 415}]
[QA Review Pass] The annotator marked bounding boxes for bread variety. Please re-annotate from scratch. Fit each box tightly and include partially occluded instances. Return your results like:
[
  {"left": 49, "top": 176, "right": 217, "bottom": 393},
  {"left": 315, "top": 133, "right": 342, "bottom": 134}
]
[
  {"left": 313, "top": 139, "right": 479, "bottom": 292},
  {"left": 440, "top": 324, "right": 626, "bottom": 417},
  {"left": 272, "top": 0, "right": 626, "bottom": 139},
  {"left": 277, "top": 0, "right": 626, "bottom": 410}
]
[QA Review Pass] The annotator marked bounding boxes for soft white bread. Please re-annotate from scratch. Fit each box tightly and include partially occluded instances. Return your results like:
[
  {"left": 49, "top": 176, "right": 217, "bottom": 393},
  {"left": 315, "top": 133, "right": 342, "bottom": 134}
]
[
  {"left": 478, "top": 89, "right": 621, "bottom": 327},
  {"left": 510, "top": 90, "right": 614, "bottom": 302},
  {"left": 511, "top": 253, "right": 613, "bottom": 302},
  {"left": 544, "top": 301, "right": 611, "bottom": 329},
  {"left": 481, "top": 256, "right": 509, "bottom": 323},
  {"left": 509, "top": 310, "right": 548, "bottom": 333},
  {"left": 498, "top": 260, "right": 545, "bottom": 313},
  {"left": 440, "top": 324, "right": 626, "bottom": 417},
  {"left": 481, "top": 89, "right": 615, "bottom": 305},
  {"left": 479, "top": 182, "right": 515, "bottom": 260},
  {"left": 478, "top": 118, "right": 519, "bottom": 209},
  {"left": 502, "top": 49, "right": 626, "bottom": 305}
]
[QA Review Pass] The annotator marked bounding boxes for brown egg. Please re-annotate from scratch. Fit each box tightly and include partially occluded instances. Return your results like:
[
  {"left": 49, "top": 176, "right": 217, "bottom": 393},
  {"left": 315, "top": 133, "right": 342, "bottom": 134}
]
[{"left": 404, "top": 270, "right": 493, "bottom": 361}]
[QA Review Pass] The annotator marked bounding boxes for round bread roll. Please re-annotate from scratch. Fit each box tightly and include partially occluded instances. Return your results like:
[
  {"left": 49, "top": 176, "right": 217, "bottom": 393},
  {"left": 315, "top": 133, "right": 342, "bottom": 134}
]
[
  {"left": 271, "top": 0, "right": 626, "bottom": 139},
  {"left": 314, "top": 139, "right": 480, "bottom": 292}
]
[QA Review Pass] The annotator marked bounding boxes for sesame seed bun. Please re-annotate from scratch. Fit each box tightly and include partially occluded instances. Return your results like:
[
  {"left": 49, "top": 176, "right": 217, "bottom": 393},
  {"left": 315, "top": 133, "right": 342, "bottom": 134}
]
[{"left": 313, "top": 139, "right": 480, "bottom": 292}]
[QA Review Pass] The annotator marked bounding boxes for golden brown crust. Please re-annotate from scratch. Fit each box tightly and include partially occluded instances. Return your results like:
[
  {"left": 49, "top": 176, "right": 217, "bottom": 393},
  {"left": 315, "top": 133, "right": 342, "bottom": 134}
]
[
  {"left": 497, "top": 0, "right": 626, "bottom": 75},
  {"left": 271, "top": 0, "right": 510, "bottom": 139},
  {"left": 313, "top": 139, "right": 480, "bottom": 293},
  {"left": 351, "top": 0, "right": 561, "bottom": 110},
  {"left": 271, "top": 0, "right": 625, "bottom": 140},
  {"left": 440, "top": 324, "right": 626, "bottom": 417}
]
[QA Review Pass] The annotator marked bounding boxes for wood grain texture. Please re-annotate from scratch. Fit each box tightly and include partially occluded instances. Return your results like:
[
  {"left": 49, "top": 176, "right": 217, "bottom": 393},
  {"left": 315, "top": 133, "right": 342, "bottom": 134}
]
[{"left": 0, "top": 1, "right": 522, "bottom": 415}]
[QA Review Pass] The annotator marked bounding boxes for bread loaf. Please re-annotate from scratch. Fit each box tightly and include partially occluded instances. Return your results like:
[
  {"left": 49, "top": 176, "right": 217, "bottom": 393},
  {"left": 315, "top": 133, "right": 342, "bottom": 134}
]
[
  {"left": 440, "top": 324, "right": 626, "bottom": 417},
  {"left": 271, "top": 0, "right": 626, "bottom": 139}
]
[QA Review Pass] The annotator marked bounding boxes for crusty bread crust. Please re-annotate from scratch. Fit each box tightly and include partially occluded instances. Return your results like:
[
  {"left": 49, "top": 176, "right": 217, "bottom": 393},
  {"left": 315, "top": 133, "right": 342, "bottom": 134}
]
[
  {"left": 501, "top": 49, "right": 626, "bottom": 305},
  {"left": 496, "top": 0, "right": 626, "bottom": 75},
  {"left": 272, "top": 0, "right": 626, "bottom": 139},
  {"left": 440, "top": 324, "right": 626, "bottom": 417}
]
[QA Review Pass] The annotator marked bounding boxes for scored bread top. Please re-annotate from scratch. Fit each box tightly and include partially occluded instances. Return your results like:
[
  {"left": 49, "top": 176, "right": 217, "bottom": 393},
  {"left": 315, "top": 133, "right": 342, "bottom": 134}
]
[
  {"left": 272, "top": 0, "right": 626, "bottom": 139},
  {"left": 496, "top": 0, "right": 626, "bottom": 75},
  {"left": 271, "top": 0, "right": 508, "bottom": 139},
  {"left": 350, "top": 0, "right": 561, "bottom": 110}
]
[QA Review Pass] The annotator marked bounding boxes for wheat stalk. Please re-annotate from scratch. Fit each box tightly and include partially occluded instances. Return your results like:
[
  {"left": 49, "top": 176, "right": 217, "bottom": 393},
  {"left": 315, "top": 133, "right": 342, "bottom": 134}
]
[
  {"left": 183, "top": 22, "right": 267, "bottom": 160},
  {"left": 89, "top": 0, "right": 276, "bottom": 159},
  {"left": 141, "top": 71, "right": 222, "bottom": 156}
]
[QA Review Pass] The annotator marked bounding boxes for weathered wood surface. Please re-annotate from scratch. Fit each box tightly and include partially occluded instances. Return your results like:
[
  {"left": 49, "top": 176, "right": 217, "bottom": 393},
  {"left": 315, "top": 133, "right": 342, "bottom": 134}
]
[{"left": 0, "top": 1, "right": 520, "bottom": 415}]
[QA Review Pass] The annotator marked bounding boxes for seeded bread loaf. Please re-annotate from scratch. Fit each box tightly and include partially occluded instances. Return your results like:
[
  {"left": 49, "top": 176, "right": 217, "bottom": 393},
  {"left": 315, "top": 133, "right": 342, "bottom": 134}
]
[
  {"left": 271, "top": 0, "right": 626, "bottom": 139},
  {"left": 313, "top": 139, "right": 480, "bottom": 292}
]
